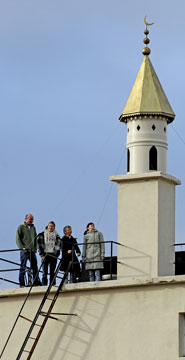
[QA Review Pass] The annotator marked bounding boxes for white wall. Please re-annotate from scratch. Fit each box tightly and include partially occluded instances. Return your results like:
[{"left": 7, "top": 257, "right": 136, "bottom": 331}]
[
  {"left": 127, "top": 118, "right": 168, "bottom": 174},
  {"left": 1, "top": 277, "right": 185, "bottom": 360},
  {"left": 110, "top": 172, "right": 180, "bottom": 278}
]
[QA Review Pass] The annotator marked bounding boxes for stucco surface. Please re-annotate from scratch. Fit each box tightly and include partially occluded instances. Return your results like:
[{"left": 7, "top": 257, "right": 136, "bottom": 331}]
[
  {"left": 111, "top": 173, "right": 180, "bottom": 278},
  {"left": 1, "top": 276, "right": 185, "bottom": 360}
]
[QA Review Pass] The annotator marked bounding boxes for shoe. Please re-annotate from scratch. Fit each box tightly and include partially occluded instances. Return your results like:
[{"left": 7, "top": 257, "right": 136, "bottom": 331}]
[{"left": 33, "top": 278, "right": 42, "bottom": 286}]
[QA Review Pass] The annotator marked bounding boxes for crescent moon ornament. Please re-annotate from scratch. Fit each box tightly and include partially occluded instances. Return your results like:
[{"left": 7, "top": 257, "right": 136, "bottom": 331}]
[
  {"left": 144, "top": 16, "right": 154, "bottom": 29},
  {"left": 142, "top": 16, "right": 153, "bottom": 56}
]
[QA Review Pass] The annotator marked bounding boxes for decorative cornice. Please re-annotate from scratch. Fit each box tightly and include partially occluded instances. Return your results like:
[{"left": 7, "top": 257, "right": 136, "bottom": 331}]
[{"left": 119, "top": 112, "right": 174, "bottom": 124}]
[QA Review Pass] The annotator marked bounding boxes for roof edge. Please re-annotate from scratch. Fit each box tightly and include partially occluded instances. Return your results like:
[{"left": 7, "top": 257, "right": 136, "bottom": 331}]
[{"left": 119, "top": 111, "right": 175, "bottom": 124}]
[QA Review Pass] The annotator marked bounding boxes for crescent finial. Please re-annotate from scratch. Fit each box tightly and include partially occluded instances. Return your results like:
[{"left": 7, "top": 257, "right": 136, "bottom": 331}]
[
  {"left": 144, "top": 16, "right": 154, "bottom": 30},
  {"left": 142, "top": 16, "right": 154, "bottom": 56}
]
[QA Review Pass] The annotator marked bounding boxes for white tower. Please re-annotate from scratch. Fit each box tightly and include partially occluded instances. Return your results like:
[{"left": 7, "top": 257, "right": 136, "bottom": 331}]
[
  {"left": 111, "top": 21, "right": 181, "bottom": 278},
  {"left": 120, "top": 54, "right": 175, "bottom": 174}
]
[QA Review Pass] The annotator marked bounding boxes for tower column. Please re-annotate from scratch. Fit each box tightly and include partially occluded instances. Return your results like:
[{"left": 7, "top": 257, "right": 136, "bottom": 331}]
[
  {"left": 127, "top": 118, "right": 168, "bottom": 174},
  {"left": 111, "top": 19, "right": 180, "bottom": 279},
  {"left": 111, "top": 173, "right": 180, "bottom": 278}
]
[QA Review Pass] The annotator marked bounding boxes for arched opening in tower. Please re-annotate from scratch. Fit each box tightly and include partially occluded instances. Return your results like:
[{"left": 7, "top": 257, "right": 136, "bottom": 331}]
[
  {"left": 127, "top": 149, "right": 130, "bottom": 172},
  {"left": 149, "top": 146, "right": 157, "bottom": 170}
]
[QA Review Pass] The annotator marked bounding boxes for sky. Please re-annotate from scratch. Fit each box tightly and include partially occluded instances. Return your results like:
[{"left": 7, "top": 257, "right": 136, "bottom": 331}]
[{"left": 0, "top": 0, "right": 185, "bottom": 289}]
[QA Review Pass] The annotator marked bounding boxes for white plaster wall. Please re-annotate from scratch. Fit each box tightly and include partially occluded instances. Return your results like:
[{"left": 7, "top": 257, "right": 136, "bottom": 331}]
[
  {"left": 157, "top": 146, "right": 167, "bottom": 172},
  {"left": 117, "top": 178, "right": 158, "bottom": 278},
  {"left": 127, "top": 118, "right": 168, "bottom": 174},
  {"left": 129, "top": 144, "right": 167, "bottom": 174},
  {"left": 110, "top": 173, "right": 179, "bottom": 278},
  {"left": 129, "top": 145, "right": 151, "bottom": 173},
  {"left": 158, "top": 179, "right": 176, "bottom": 275},
  {"left": 1, "top": 278, "right": 185, "bottom": 360}
]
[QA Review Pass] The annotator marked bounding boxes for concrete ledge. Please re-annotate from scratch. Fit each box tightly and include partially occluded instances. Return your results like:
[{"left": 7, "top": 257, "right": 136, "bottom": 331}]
[
  {"left": 1, "top": 274, "right": 185, "bottom": 298},
  {"left": 110, "top": 171, "right": 181, "bottom": 185}
]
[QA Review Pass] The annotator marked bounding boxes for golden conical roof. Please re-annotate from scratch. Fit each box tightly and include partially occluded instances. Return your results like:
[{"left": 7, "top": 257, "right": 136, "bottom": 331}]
[{"left": 119, "top": 55, "right": 175, "bottom": 124}]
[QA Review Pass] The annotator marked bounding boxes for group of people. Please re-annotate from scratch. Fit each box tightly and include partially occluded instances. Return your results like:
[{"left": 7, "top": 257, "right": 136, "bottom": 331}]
[{"left": 16, "top": 214, "right": 105, "bottom": 287}]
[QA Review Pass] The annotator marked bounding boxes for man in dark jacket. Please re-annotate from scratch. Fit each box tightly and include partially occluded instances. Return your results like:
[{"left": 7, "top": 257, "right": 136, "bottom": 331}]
[
  {"left": 61, "top": 226, "right": 81, "bottom": 283},
  {"left": 16, "top": 214, "right": 40, "bottom": 287}
]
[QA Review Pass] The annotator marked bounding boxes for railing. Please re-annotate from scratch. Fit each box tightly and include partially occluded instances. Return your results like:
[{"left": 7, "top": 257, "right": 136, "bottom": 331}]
[
  {"left": 0, "top": 249, "right": 28, "bottom": 287},
  {"left": 77, "top": 240, "right": 123, "bottom": 280},
  {"left": 173, "top": 243, "right": 185, "bottom": 247},
  {"left": 0, "top": 241, "right": 124, "bottom": 289}
]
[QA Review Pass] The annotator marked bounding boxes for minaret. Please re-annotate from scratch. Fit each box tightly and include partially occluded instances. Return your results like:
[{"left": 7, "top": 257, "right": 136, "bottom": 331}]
[
  {"left": 120, "top": 21, "right": 175, "bottom": 174},
  {"left": 110, "top": 19, "right": 181, "bottom": 278}
]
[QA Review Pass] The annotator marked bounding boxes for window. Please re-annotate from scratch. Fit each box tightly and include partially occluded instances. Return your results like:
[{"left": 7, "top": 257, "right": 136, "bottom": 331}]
[
  {"left": 127, "top": 149, "right": 130, "bottom": 173},
  {"left": 179, "top": 313, "right": 185, "bottom": 357},
  {"left": 149, "top": 146, "right": 157, "bottom": 170}
]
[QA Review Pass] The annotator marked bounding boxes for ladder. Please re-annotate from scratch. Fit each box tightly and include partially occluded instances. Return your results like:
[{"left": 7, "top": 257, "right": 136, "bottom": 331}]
[
  {"left": 1, "top": 258, "right": 74, "bottom": 359},
  {"left": 16, "top": 259, "right": 73, "bottom": 359}
]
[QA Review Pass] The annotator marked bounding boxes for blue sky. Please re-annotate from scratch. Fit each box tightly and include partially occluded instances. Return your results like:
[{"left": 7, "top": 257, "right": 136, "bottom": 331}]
[{"left": 1, "top": 0, "right": 185, "bottom": 288}]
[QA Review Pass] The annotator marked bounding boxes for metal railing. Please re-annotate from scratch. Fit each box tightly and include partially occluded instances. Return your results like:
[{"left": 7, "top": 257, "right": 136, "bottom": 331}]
[
  {"left": 0, "top": 249, "right": 29, "bottom": 286},
  {"left": 173, "top": 242, "right": 185, "bottom": 247},
  {"left": 0, "top": 241, "right": 124, "bottom": 288}
]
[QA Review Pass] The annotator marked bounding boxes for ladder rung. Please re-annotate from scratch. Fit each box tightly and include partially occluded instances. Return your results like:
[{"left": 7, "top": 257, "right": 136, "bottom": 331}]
[
  {"left": 40, "top": 313, "right": 58, "bottom": 321},
  {"left": 46, "top": 297, "right": 54, "bottom": 301},
  {"left": 50, "top": 312, "right": 78, "bottom": 316},
  {"left": 23, "top": 350, "right": 30, "bottom": 353},
  {"left": 29, "top": 337, "right": 37, "bottom": 340},
  {"left": 19, "top": 315, "right": 32, "bottom": 323},
  {"left": 19, "top": 315, "right": 42, "bottom": 327}
]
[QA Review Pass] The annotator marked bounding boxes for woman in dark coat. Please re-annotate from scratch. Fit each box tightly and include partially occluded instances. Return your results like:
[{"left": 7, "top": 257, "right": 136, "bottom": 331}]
[{"left": 61, "top": 226, "right": 81, "bottom": 283}]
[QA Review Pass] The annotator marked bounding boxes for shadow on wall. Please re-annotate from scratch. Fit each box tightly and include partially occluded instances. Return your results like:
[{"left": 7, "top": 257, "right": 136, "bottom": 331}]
[
  {"left": 118, "top": 244, "right": 152, "bottom": 277},
  {"left": 46, "top": 291, "right": 112, "bottom": 360}
]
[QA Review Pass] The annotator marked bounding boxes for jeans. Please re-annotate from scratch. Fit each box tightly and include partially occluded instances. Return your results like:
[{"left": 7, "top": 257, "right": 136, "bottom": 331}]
[
  {"left": 89, "top": 269, "right": 101, "bottom": 282},
  {"left": 42, "top": 254, "right": 57, "bottom": 286},
  {"left": 19, "top": 251, "right": 39, "bottom": 286}
]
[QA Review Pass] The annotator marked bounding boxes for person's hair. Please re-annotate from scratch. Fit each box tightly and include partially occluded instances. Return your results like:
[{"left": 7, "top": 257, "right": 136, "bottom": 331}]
[
  {"left": 48, "top": 221, "right": 55, "bottom": 228},
  {"left": 25, "top": 214, "right": 33, "bottom": 220},
  {"left": 63, "top": 225, "right": 71, "bottom": 234},
  {"left": 86, "top": 222, "right": 94, "bottom": 229}
]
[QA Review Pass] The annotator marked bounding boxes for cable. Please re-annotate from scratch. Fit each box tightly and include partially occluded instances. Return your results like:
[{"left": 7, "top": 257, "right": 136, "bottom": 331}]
[
  {"left": 97, "top": 147, "right": 126, "bottom": 227},
  {"left": 171, "top": 124, "right": 185, "bottom": 147},
  {"left": 52, "top": 121, "right": 121, "bottom": 213}
]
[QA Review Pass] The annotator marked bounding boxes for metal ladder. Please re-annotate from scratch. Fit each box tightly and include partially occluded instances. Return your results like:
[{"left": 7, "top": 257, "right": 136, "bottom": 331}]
[
  {"left": 1, "top": 258, "right": 74, "bottom": 359},
  {"left": 16, "top": 259, "right": 73, "bottom": 359}
]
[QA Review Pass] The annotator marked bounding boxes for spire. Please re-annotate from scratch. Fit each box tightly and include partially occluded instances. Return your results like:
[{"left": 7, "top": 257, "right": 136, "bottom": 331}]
[
  {"left": 119, "top": 18, "right": 175, "bottom": 124},
  {"left": 142, "top": 16, "right": 154, "bottom": 56}
]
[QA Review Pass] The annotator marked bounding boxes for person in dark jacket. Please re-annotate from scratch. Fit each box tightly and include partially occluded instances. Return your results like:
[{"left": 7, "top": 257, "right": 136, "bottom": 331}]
[
  {"left": 37, "top": 221, "right": 60, "bottom": 286},
  {"left": 61, "top": 226, "right": 81, "bottom": 283},
  {"left": 16, "top": 214, "right": 40, "bottom": 287},
  {"left": 82, "top": 222, "right": 105, "bottom": 282}
]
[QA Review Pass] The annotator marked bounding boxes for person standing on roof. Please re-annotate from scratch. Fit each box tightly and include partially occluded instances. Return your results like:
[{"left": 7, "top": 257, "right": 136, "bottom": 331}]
[
  {"left": 82, "top": 222, "right": 105, "bottom": 282},
  {"left": 16, "top": 214, "right": 40, "bottom": 287},
  {"left": 37, "top": 221, "right": 61, "bottom": 286},
  {"left": 60, "top": 226, "right": 81, "bottom": 283}
]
